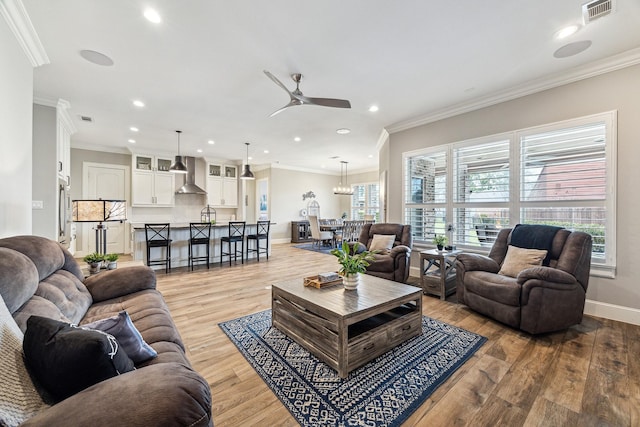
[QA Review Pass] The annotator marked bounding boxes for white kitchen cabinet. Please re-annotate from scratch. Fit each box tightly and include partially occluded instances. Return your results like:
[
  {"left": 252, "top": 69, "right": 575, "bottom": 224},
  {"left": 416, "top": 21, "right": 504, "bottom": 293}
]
[
  {"left": 206, "top": 163, "right": 238, "bottom": 207},
  {"left": 132, "top": 154, "right": 175, "bottom": 206},
  {"left": 56, "top": 99, "right": 74, "bottom": 183}
]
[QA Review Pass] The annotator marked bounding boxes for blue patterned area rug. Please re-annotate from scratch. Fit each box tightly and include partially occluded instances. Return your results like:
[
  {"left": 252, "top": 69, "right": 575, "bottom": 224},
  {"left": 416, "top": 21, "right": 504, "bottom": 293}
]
[
  {"left": 219, "top": 309, "right": 486, "bottom": 427},
  {"left": 293, "top": 242, "right": 335, "bottom": 255}
]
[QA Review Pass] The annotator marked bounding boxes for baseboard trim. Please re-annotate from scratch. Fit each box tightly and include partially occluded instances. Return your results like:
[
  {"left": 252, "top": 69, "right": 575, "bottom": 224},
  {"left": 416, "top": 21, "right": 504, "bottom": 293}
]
[{"left": 584, "top": 300, "right": 640, "bottom": 326}]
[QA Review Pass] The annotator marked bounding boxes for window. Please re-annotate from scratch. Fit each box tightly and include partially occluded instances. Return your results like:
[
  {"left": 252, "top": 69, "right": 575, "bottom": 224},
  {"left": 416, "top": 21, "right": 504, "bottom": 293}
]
[
  {"left": 351, "top": 183, "right": 380, "bottom": 220},
  {"left": 403, "top": 112, "right": 616, "bottom": 275}
]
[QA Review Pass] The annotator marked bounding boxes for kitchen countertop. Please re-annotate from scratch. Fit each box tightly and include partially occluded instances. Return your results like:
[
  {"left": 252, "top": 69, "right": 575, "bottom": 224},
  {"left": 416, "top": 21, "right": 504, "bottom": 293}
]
[{"left": 130, "top": 221, "right": 274, "bottom": 229}]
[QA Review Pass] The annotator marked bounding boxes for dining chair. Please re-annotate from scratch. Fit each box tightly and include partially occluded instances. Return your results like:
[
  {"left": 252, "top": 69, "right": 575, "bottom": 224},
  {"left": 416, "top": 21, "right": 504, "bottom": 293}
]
[{"left": 308, "top": 215, "right": 333, "bottom": 248}]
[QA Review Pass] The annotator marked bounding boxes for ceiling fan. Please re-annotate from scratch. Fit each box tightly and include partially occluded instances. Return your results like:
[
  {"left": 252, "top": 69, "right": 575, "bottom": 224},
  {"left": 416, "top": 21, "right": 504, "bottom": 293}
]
[{"left": 263, "top": 70, "right": 351, "bottom": 117}]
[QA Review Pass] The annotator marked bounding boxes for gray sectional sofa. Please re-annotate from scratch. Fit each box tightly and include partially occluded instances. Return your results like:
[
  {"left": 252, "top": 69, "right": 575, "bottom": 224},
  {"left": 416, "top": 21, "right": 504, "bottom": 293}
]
[{"left": 0, "top": 235, "right": 212, "bottom": 426}]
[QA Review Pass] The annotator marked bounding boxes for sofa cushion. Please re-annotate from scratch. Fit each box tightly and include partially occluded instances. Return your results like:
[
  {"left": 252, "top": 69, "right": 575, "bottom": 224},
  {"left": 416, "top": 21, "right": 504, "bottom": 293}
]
[
  {"left": 35, "top": 270, "right": 92, "bottom": 325},
  {"left": 0, "top": 296, "right": 48, "bottom": 427},
  {"left": 369, "top": 234, "right": 396, "bottom": 254},
  {"left": 364, "top": 253, "right": 394, "bottom": 273},
  {"left": 498, "top": 245, "right": 547, "bottom": 278},
  {"left": 464, "top": 271, "right": 521, "bottom": 306},
  {"left": 83, "top": 311, "right": 157, "bottom": 364},
  {"left": 82, "top": 289, "right": 187, "bottom": 363},
  {"left": 0, "top": 248, "right": 39, "bottom": 314},
  {"left": 23, "top": 316, "right": 135, "bottom": 402},
  {"left": 0, "top": 236, "right": 66, "bottom": 283}
]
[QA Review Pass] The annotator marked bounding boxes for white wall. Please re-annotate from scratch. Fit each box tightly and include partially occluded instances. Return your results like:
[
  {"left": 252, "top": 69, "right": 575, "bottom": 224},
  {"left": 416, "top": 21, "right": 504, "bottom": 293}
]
[
  {"left": 0, "top": 14, "right": 34, "bottom": 237},
  {"left": 385, "top": 64, "right": 640, "bottom": 316},
  {"left": 31, "top": 103, "right": 57, "bottom": 239}
]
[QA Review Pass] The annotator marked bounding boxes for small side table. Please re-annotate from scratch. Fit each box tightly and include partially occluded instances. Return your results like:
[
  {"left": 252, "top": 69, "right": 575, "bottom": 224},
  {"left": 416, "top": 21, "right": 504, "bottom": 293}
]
[{"left": 419, "top": 249, "right": 462, "bottom": 300}]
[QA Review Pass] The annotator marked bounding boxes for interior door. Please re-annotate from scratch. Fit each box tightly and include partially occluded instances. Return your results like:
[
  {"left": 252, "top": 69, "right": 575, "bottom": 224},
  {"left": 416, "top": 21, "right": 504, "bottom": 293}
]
[{"left": 85, "top": 163, "right": 129, "bottom": 254}]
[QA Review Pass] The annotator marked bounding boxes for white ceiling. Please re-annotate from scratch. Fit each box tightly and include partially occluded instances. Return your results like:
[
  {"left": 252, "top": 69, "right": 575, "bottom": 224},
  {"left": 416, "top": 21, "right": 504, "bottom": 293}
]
[{"left": 23, "top": 0, "right": 640, "bottom": 174}]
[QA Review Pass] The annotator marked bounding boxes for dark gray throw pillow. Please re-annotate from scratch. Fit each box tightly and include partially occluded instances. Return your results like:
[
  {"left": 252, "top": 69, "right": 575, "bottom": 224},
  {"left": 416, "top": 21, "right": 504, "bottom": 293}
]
[
  {"left": 23, "top": 315, "right": 135, "bottom": 402},
  {"left": 83, "top": 311, "right": 157, "bottom": 364}
]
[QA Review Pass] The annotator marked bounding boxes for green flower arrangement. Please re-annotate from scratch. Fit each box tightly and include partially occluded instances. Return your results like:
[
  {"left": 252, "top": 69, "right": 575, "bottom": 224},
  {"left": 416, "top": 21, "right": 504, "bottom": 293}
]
[{"left": 330, "top": 241, "right": 376, "bottom": 275}]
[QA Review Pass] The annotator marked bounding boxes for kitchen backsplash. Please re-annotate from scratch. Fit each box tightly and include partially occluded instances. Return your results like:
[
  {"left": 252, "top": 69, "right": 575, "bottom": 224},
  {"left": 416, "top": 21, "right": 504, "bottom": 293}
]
[{"left": 129, "top": 193, "right": 236, "bottom": 224}]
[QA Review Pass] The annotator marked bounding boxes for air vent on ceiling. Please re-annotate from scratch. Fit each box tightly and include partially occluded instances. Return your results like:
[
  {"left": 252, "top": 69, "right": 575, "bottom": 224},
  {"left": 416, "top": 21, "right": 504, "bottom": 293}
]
[
  {"left": 79, "top": 115, "right": 93, "bottom": 122},
  {"left": 582, "top": 0, "right": 613, "bottom": 24}
]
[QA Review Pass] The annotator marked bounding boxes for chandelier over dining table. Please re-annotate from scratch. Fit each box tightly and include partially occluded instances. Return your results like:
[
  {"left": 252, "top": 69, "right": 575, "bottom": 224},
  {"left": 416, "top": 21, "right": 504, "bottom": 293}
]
[{"left": 333, "top": 160, "right": 353, "bottom": 195}]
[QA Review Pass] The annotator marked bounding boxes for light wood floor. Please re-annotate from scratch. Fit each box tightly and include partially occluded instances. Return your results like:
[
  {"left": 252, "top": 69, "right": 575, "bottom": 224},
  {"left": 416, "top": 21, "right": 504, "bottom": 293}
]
[{"left": 153, "top": 243, "right": 639, "bottom": 427}]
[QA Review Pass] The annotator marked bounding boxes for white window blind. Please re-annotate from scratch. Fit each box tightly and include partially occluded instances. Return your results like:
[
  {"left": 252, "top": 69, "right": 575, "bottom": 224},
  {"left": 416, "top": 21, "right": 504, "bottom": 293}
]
[
  {"left": 401, "top": 112, "right": 616, "bottom": 271},
  {"left": 520, "top": 122, "right": 607, "bottom": 258}
]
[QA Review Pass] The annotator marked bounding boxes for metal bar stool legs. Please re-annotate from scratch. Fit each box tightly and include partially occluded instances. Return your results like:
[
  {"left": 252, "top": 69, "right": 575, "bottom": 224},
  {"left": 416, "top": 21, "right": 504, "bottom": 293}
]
[
  {"left": 189, "top": 222, "right": 212, "bottom": 270},
  {"left": 246, "top": 220, "right": 270, "bottom": 261},
  {"left": 220, "top": 221, "right": 245, "bottom": 266}
]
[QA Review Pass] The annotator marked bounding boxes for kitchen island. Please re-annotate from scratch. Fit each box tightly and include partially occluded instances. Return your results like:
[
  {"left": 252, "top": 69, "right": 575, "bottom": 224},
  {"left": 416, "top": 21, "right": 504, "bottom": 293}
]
[{"left": 130, "top": 222, "right": 272, "bottom": 269}]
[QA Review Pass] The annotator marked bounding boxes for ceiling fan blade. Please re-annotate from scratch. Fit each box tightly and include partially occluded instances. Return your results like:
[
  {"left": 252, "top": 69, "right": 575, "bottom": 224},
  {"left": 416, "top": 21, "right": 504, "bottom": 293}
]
[
  {"left": 263, "top": 70, "right": 293, "bottom": 95},
  {"left": 305, "top": 97, "right": 352, "bottom": 109},
  {"left": 269, "top": 99, "right": 301, "bottom": 117}
]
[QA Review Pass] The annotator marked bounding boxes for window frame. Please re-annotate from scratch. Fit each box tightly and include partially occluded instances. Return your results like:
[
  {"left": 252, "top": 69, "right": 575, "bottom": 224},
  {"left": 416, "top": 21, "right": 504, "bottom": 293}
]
[
  {"left": 350, "top": 181, "right": 380, "bottom": 221},
  {"left": 402, "top": 111, "right": 617, "bottom": 278}
]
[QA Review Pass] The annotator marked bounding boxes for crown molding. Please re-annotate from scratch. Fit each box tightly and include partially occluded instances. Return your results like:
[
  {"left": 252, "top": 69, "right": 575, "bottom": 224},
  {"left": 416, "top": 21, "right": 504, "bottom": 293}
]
[
  {"left": 0, "top": 0, "right": 49, "bottom": 67},
  {"left": 375, "top": 128, "right": 389, "bottom": 152},
  {"left": 33, "top": 95, "right": 57, "bottom": 107},
  {"left": 387, "top": 47, "right": 640, "bottom": 134},
  {"left": 269, "top": 162, "right": 337, "bottom": 176},
  {"left": 72, "top": 142, "right": 133, "bottom": 155},
  {"left": 56, "top": 99, "right": 77, "bottom": 134}
]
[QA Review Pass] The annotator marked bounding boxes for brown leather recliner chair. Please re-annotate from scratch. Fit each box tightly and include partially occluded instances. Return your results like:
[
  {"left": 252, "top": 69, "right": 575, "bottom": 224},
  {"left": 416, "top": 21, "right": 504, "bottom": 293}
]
[
  {"left": 354, "top": 223, "right": 412, "bottom": 283},
  {"left": 456, "top": 225, "right": 592, "bottom": 334}
]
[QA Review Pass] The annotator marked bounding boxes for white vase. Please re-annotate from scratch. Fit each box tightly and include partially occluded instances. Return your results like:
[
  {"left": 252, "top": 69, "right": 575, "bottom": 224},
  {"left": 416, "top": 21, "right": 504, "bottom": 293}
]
[{"left": 343, "top": 273, "right": 360, "bottom": 290}]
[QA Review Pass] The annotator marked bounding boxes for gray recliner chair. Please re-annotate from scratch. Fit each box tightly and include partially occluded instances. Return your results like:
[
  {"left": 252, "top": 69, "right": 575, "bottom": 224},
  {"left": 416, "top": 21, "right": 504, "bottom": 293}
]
[
  {"left": 354, "top": 223, "right": 412, "bottom": 283},
  {"left": 456, "top": 225, "right": 592, "bottom": 334}
]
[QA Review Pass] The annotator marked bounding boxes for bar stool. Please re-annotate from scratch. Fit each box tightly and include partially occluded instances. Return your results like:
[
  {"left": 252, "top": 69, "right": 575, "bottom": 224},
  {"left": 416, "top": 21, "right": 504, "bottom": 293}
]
[
  {"left": 144, "top": 223, "right": 171, "bottom": 273},
  {"left": 188, "top": 222, "right": 212, "bottom": 270},
  {"left": 246, "top": 220, "right": 270, "bottom": 261},
  {"left": 220, "top": 221, "right": 245, "bottom": 266}
]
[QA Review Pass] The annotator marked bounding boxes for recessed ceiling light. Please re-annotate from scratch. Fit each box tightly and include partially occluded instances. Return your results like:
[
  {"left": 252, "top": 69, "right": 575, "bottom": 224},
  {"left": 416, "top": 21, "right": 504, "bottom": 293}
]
[
  {"left": 555, "top": 25, "right": 579, "bottom": 40},
  {"left": 144, "top": 8, "right": 161, "bottom": 24},
  {"left": 130, "top": 127, "right": 139, "bottom": 132},
  {"left": 248, "top": 156, "right": 253, "bottom": 160},
  {"left": 79, "top": 50, "right": 114, "bottom": 66},
  {"left": 197, "top": 149, "right": 203, "bottom": 153},
  {"left": 368, "top": 105, "right": 379, "bottom": 112},
  {"left": 336, "top": 128, "right": 351, "bottom": 135},
  {"left": 132, "top": 100, "right": 145, "bottom": 108},
  {"left": 128, "top": 139, "right": 136, "bottom": 143},
  {"left": 368, "top": 154, "right": 373, "bottom": 158},
  {"left": 264, "top": 150, "right": 269, "bottom": 154},
  {"left": 294, "top": 136, "right": 301, "bottom": 142},
  {"left": 208, "top": 140, "right": 215, "bottom": 145}
]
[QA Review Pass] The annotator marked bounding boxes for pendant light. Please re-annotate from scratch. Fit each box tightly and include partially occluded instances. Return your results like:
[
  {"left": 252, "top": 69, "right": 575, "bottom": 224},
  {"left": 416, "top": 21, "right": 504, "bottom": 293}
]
[
  {"left": 169, "top": 130, "right": 188, "bottom": 174},
  {"left": 333, "top": 160, "right": 353, "bottom": 195},
  {"left": 240, "top": 142, "right": 255, "bottom": 180}
]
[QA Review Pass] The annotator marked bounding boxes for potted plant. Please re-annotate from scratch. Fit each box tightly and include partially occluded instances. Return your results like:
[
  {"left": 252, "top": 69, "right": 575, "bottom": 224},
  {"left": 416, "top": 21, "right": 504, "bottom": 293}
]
[
  {"left": 330, "top": 241, "right": 376, "bottom": 290},
  {"left": 433, "top": 234, "right": 448, "bottom": 251},
  {"left": 105, "top": 253, "right": 119, "bottom": 270},
  {"left": 83, "top": 252, "right": 104, "bottom": 274}
]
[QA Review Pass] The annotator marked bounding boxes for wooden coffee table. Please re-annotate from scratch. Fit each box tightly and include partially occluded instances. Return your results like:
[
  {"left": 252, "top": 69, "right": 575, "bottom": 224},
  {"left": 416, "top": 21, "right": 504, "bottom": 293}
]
[{"left": 272, "top": 275, "right": 422, "bottom": 378}]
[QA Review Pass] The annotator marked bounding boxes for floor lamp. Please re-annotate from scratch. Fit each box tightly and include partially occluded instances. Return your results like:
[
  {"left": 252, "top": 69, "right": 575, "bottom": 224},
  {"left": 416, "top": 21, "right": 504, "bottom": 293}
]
[{"left": 72, "top": 199, "right": 127, "bottom": 255}]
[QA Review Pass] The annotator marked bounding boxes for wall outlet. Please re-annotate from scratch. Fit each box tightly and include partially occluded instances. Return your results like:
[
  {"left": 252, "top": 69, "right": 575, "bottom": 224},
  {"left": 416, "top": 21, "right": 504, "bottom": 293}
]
[{"left": 32, "top": 200, "right": 44, "bottom": 209}]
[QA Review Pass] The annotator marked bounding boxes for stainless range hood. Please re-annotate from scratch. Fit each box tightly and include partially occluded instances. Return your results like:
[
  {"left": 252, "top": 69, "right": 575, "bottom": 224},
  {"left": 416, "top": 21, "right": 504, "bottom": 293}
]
[{"left": 176, "top": 156, "right": 207, "bottom": 195}]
